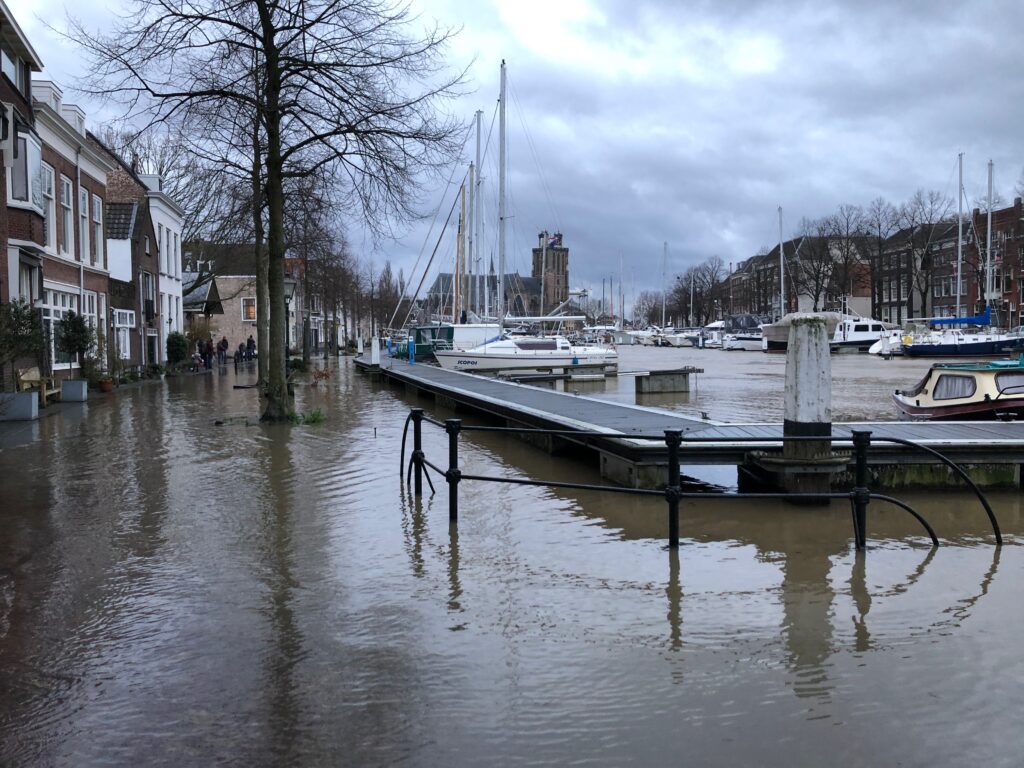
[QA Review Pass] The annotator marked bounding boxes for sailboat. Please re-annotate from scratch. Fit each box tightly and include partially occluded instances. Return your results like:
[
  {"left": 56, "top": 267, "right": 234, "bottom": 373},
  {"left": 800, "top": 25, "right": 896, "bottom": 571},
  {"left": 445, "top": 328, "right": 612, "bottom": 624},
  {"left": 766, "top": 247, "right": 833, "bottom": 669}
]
[
  {"left": 900, "top": 158, "right": 1023, "bottom": 357},
  {"left": 433, "top": 61, "right": 617, "bottom": 373}
]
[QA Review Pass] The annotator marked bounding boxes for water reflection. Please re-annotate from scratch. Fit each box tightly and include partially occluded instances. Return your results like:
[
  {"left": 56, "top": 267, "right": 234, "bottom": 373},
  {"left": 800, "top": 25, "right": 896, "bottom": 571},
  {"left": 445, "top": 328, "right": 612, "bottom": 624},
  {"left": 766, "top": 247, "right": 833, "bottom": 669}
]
[{"left": 0, "top": 360, "right": 1021, "bottom": 766}]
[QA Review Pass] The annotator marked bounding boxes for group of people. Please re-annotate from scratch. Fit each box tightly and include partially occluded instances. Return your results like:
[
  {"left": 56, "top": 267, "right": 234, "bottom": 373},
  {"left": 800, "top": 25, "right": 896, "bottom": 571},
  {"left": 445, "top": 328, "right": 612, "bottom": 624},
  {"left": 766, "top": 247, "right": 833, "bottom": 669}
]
[{"left": 191, "top": 335, "right": 257, "bottom": 370}]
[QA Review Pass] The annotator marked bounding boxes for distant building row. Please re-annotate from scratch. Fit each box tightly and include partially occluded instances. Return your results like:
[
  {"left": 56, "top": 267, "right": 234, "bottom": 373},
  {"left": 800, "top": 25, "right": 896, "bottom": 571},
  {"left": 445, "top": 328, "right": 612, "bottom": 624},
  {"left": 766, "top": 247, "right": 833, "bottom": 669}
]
[{"left": 729, "top": 198, "right": 1024, "bottom": 327}]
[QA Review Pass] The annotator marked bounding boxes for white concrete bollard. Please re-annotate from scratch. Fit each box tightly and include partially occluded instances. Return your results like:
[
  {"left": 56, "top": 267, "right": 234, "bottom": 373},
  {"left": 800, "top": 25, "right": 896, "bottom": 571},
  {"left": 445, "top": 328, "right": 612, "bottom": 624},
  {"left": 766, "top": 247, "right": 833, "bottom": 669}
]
[
  {"left": 782, "top": 316, "right": 833, "bottom": 497},
  {"left": 370, "top": 336, "right": 380, "bottom": 365},
  {"left": 784, "top": 316, "right": 831, "bottom": 434},
  {"left": 357, "top": 337, "right": 364, "bottom": 355}
]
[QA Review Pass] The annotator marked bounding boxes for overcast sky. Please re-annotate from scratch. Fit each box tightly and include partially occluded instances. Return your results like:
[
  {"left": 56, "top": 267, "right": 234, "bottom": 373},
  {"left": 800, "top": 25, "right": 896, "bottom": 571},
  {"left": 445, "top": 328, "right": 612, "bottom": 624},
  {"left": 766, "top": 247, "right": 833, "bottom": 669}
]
[{"left": 20, "top": 0, "right": 1024, "bottom": 305}]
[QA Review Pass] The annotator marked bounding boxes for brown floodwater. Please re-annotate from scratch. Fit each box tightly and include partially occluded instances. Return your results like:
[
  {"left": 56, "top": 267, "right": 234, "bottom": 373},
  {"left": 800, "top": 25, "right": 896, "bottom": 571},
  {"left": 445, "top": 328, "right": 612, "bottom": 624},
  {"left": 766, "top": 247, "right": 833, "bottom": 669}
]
[{"left": 0, "top": 354, "right": 1022, "bottom": 766}]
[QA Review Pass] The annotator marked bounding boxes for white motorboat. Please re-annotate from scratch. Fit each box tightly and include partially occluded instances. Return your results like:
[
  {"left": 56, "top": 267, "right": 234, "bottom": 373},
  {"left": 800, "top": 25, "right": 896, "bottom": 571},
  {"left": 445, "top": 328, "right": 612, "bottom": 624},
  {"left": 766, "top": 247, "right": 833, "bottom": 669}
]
[
  {"left": 722, "top": 329, "right": 763, "bottom": 351},
  {"left": 434, "top": 336, "right": 618, "bottom": 372}
]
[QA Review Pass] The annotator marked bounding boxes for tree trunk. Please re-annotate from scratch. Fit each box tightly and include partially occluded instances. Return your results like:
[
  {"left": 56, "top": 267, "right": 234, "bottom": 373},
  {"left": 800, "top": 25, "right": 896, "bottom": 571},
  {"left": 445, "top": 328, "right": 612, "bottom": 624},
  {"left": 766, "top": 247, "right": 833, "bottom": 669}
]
[
  {"left": 252, "top": 112, "right": 269, "bottom": 389},
  {"left": 259, "top": 9, "right": 292, "bottom": 421}
]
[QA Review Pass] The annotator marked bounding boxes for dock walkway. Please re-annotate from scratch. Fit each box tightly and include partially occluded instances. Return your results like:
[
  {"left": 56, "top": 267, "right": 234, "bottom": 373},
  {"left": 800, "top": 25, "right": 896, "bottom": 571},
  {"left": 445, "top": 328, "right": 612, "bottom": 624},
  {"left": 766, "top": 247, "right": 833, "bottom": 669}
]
[{"left": 358, "top": 356, "right": 1024, "bottom": 487}]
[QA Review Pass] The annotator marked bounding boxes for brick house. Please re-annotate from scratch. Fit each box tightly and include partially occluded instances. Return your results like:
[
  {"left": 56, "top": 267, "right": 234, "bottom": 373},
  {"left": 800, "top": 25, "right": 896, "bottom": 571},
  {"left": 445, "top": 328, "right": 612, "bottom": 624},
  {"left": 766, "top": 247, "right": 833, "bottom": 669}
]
[
  {"left": 90, "top": 137, "right": 167, "bottom": 367},
  {"left": 1, "top": 0, "right": 45, "bottom": 310},
  {"left": 31, "top": 81, "right": 115, "bottom": 379}
]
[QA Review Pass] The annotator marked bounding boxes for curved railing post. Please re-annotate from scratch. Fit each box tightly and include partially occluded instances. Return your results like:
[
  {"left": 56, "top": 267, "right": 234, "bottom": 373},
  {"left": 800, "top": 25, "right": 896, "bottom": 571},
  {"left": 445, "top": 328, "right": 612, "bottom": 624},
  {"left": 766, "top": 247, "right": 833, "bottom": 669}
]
[
  {"left": 412, "top": 408, "right": 424, "bottom": 497},
  {"left": 851, "top": 430, "right": 871, "bottom": 550},
  {"left": 446, "top": 419, "right": 462, "bottom": 523},
  {"left": 664, "top": 430, "right": 682, "bottom": 548}
]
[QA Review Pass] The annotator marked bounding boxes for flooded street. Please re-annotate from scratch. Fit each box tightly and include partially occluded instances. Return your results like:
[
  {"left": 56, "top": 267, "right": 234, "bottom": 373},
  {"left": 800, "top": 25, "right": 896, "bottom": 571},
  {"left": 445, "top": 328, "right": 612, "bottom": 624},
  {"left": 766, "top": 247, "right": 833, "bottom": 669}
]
[{"left": 2, "top": 356, "right": 1023, "bottom": 766}]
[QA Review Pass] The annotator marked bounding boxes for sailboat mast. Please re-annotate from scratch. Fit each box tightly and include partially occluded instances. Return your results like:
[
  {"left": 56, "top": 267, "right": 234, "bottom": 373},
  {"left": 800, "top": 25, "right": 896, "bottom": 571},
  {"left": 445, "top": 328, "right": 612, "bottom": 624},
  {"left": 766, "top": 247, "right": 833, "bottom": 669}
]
[
  {"left": 474, "top": 109, "right": 483, "bottom": 316},
  {"left": 778, "top": 206, "right": 786, "bottom": 318},
  {"left": 661, "top": 242, "right": 667, "bottom": 328},
  {"left": 986, "top": 159, "right": 994, "bottom": 309},
  {"left": 498, "top": 60, "right": 507, "bottom": 327},
  {"left": 956, "top": 152, "right": 963, "bottom": 317},
  {"left": 467, "top": 162, "right": 474, "bottom": 317},
  {"left": 689, "top": 271, "right": 694, "bottom": 327},
  {"left": 540, "top": 231, "right": 547, "bottom": 317}
]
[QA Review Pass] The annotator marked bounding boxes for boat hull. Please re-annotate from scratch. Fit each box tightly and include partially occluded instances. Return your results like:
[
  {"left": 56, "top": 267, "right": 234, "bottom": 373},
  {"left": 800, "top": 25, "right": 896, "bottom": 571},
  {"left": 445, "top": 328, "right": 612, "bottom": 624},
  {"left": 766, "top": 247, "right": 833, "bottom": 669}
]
[
  {"left": 434, "top": 350, "right": 618, "bottom": 372},
  {"left": 903, "top": 339, "right": 1024, "bottom": 357},
  {"left": 891, "top": 393, "right": 1024, "bottom": 420}
]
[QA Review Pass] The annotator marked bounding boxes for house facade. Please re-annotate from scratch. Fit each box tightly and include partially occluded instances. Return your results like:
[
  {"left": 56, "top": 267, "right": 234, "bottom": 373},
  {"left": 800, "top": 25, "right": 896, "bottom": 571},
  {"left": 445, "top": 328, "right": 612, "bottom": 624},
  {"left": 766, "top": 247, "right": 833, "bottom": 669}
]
[
  {"left": 2, "top": 0, "right": 45, "bottom": 310},
  {"left": 31, "top": 80, "right": 114, "bottom": 379},
  {"left": 138, "top": 173, "right": 184, "bottom": 362}
]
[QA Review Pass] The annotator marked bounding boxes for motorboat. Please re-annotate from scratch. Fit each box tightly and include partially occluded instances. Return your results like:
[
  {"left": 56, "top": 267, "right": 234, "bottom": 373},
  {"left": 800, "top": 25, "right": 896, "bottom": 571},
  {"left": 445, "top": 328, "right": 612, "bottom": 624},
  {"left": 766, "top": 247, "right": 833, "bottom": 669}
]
[
  {"left": 722, "top": 329, "right": 763, "bottom": 351},
  {"left": 433, "top": 335, "right": 618, "bottom": 372},
  {"left": 761, "top": 312, "right": 890, "bottom": 352},
  {"left": 721, "top": 314, "right": 768, "bottom": 351},
  {"left": 892, "top": 356, "right": 1024, "bottom": 420}
]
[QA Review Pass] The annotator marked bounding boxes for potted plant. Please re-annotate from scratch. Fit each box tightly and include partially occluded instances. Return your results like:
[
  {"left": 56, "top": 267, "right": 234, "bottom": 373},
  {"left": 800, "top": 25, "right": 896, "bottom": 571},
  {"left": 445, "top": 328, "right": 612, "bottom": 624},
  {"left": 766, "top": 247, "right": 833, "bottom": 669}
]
[
  {"left": 0, "top": 299, "right": 45, "bottom": 421},
  {"left": 56, "top": 311, "right": 96, "bottom": 402}
]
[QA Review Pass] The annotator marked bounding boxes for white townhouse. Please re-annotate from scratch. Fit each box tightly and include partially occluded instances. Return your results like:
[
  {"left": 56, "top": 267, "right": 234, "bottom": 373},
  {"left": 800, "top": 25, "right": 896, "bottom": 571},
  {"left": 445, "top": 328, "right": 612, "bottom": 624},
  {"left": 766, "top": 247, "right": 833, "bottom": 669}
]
[{"left": 138, "top": 174, "right": 185, "bottom": 363}]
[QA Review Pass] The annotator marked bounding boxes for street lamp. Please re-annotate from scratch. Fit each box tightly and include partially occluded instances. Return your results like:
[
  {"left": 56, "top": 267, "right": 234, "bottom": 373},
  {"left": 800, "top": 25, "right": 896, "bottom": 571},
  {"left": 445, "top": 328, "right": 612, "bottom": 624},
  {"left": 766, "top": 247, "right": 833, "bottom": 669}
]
[{"left": 283, "top": 276, "right": 297, "bottom": 363}]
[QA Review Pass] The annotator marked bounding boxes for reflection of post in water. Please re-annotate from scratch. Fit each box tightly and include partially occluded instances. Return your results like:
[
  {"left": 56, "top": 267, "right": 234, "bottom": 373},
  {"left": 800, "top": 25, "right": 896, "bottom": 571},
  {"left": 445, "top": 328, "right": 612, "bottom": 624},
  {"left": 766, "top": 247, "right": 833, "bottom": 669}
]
[
  {"left": 400, "top": 492, "right": 427, "bottom": 579},
  {"left": 262, "top": 434, "right": 303, "bottom": 759},
  {"left": 849, "top": 551, "right": 872, "bottom": 654},
  {"left": 777, "top": 528, "right": 839, "bottom": 700},
  {"left": 666, "top": 549, "right": 682, "bottom": 652},
  {"left": 447, "top": 522, "right": 462, "bottom": 613}
]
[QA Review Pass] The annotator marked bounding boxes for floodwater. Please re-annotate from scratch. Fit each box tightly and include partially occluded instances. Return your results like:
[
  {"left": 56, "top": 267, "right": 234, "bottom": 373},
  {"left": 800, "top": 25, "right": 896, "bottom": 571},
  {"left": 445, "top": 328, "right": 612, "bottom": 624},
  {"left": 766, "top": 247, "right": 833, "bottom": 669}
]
[
  {"left": 557, "top": 344, "right": 942, "bottom": 423},
  {"left": 1, "top": 355, "right": 1023, "bottom": 766}
]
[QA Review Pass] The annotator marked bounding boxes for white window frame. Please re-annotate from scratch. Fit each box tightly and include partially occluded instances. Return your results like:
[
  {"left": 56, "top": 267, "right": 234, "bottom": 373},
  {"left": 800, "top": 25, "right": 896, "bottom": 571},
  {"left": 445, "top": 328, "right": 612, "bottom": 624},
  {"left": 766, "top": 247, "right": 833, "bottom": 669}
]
[
  {"left": 8, "top": 132, "right": 43, "bottom": 212},
  {"left": 59, "top": 176, "right": 73, "bottom": 255},
  {"left": 157, "top": 222, "right": 164, "bottom": 273},
  {"left": 241, "top": 296, "right": 256, "bottom": 323},
  {"left": 92, "top": 195, "right": 103, "bottom": 265},
  {"left": 41, "top": 286, "right": 81, "bottom": 369},
  {"left": 173, "top": 233, "right": 180, "bottom": 277},
  {"left": 79, "top": 187, "right": 90, "bottom": 263},
  {"left": 41, "top": 163, "right": 56, "bottom": 252}
]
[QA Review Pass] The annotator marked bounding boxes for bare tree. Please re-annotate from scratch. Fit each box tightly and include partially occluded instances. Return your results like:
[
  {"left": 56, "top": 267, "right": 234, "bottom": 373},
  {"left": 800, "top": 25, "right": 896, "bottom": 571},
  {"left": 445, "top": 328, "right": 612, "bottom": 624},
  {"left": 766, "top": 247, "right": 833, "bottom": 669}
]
[
  {"left": 898, "top": 189, "right": 953, "bottom": 318},
  {"left": 73, "top": 0, "right": 466, "bottom": 421},
  {"left": 826, "top": 204, "right": 868, "bottom": 309},
  {"left": 863, "top": 197, "right": 899, "bottom": 319}
]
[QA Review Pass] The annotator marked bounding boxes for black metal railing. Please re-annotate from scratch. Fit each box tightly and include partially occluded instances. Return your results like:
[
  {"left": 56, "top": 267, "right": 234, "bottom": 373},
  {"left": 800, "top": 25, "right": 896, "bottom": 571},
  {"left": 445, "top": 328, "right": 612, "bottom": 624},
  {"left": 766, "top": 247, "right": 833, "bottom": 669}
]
[{"left": 400, "top": 407, "right": 1006, "bottom": 551}]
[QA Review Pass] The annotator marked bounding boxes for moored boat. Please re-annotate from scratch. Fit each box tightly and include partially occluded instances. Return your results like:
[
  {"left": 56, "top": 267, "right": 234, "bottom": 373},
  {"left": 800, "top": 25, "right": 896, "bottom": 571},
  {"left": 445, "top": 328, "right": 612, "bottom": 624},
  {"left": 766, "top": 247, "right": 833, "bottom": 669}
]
[
  {"left": 892, "top": 356, "right": 1024, "bottom": 420},
  {"left": 433, "top": 335, "right": 618, "bottom": 373}
]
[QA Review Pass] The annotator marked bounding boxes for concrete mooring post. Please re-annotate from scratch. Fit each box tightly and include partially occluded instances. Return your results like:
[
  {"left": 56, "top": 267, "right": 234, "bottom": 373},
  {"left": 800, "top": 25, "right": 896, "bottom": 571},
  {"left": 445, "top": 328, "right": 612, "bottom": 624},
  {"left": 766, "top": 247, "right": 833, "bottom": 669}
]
[
  {"left": 357, "top": 337, "right": 364, "bottom": 355},
  {"left": 370, "top": 336, "right": 381, "bottom": 365},
  {"left": 781, "top": 316, "right": 837, "bottom": 496},
  {"left": 744, "top": 315, "right": 846, "bottom": 497}
]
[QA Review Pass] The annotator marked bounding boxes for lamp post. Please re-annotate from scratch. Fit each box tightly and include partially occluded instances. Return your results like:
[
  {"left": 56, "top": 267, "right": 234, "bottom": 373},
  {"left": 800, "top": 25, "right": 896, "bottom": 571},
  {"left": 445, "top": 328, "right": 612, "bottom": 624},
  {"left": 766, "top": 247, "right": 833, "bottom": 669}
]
[{"left": 283, "top": 276, "right": 297, "bottom": 367}]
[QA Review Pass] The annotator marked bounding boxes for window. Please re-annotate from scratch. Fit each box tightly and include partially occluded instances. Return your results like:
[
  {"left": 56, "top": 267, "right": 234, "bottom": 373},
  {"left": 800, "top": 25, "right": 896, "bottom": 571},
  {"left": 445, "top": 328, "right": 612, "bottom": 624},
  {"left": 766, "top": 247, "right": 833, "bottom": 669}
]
[
  {"left": 932, "top": 374, "right": 976, "bottom": 401},
  {"left": 996, "top": 372, "right": 1024, "bottom": 396},
  {"left": 158, "top": 223, "right": 164, "bottom": 272},
  {"left": 144, "top": 235, "right": 150, "bottom": 255},
  {"left": 59, "top": 177, "right": 73, "bottom": 254},
  {"left": 79, "top": 188, "right": 90, "bottom": 262},
  {"left": 242, "top": 297, "right": 256, "bottom": 322},
  {"left": 113, "top": 309, "right": 135, "bottom": 360},
  {"left": 42, "top": 165, "right": 56, "bottom": 250},
  {"left": 1, "top": 47, "right": 23, "bottom": 92},
  {"left": 9, "top": 133, "right": 42, "bottom": 210},
  {"left": 18, "top": 263, "right": 38, "bottom": 301},
  {"left": 173, "top": 233, "right": 180, "bottom": 277},
  {"left": 92, "top": 195, "right": 103, "bottom": 264},
  {"left": 41, "top": 288, "right": 80, "bottom": 367}
]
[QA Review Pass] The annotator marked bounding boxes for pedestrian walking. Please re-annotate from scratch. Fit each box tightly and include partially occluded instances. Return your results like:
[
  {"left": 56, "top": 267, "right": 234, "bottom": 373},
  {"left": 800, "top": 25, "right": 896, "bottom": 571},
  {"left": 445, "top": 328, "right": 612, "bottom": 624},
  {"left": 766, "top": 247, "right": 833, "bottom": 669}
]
[{"left": 246, "top": 335, "right": 256, "bottom": 361}]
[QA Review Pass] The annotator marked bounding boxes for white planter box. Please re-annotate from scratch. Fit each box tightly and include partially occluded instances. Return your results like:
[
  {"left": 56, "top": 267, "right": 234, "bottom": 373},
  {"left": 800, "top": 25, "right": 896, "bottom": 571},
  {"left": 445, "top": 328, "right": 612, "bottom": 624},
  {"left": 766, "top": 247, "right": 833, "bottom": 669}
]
[
  {"left": 61, "top": 379, "right": 89, "bottom": 402},
  {"left": 0, "top": 391, "right": 39, "bottom": 421}
]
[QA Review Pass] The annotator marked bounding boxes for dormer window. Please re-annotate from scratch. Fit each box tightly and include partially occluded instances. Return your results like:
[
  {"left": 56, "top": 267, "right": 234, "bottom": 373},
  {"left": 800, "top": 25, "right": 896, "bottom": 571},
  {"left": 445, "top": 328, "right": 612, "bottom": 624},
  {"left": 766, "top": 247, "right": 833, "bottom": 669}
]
[{"left": 144, "top": 235, "right": 150, "bottom": 254}]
